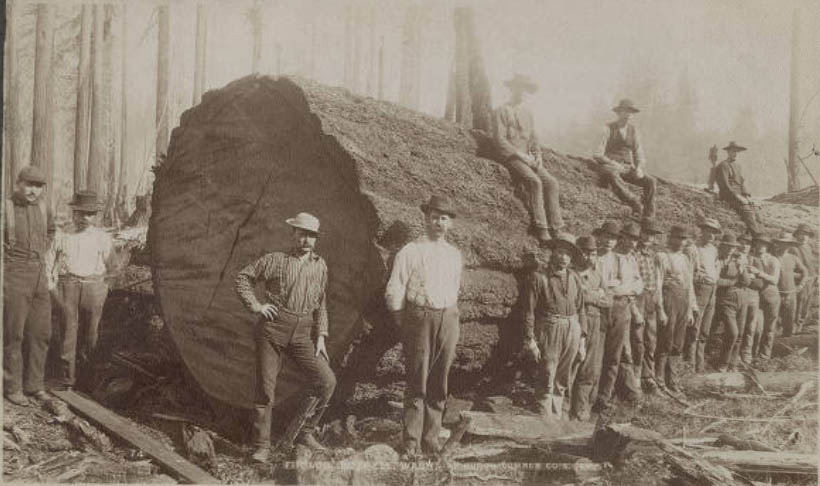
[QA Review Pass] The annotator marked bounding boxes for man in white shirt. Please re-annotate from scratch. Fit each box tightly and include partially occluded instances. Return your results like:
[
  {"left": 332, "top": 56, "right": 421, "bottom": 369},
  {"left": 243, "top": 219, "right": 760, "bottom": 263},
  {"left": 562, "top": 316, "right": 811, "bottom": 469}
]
[
  {"left": 593, "top": 99, "right": 656, "bottom": 221},
  {"left": 655, "top": 226, "right": 698, "bottom": 393},
  {"left": 385, "top": 195, "right": 462, "bottom": 457},
  {"left": 51, "top": 191, "right": 114, "bottom": 391},
  {"left": 685, "top": 217, "right": 721, "bottom": 372}
]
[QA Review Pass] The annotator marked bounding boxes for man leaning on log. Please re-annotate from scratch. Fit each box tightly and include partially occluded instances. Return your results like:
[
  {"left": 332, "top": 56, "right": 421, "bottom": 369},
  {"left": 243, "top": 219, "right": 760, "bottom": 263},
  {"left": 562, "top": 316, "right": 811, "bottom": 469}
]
[
  {"left": 492, "top": 74, "right": 564, "bottom": 244},
  {"left": 385, "top": 195, "right": 462, "bottom": 458},
  {"left": 235, "top": 212, "right": 337, "bottom": 463},
  {"left": 593, "top": 99, "right": 657, "bottom": 222}
]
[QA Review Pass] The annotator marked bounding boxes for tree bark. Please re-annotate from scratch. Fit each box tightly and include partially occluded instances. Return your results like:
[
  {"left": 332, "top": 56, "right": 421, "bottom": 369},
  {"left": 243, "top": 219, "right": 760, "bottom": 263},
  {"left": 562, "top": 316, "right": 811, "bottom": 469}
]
[
  {"left": 698, "top": 450, "right": 817, "bottom": 476},
  {"left": 88, "top": 5, "right": 106, "bottom": 196},
  {"left": 103, "top": 5, "right": 118, "bottom": 226},
  {"left": 4, "top": 0, "right": 20, "bottom": 194},
  {"left": 73, "top": 5, "right": 93, "bottom": 193},
  {"left": 156, "top": 4, "right": 170, "bottom": 165},
  {"left": 787, "top": 8, "right": 803, "bottom": 192},
  {"left": 451, "top": 7, "right": 492, "bottom": 131},
  {"left": 117, "top": 4, "right": 130, "bottom": 221},
  {"left": 193, "top": 4, "right": 208, "bottom": 105},
  {"left": 31, "top": 4, "right": 56, "bottom": 200}
]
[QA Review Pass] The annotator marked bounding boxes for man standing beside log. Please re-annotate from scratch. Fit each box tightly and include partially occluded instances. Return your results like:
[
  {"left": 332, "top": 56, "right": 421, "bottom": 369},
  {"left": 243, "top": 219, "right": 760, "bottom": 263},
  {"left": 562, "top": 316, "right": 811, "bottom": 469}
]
[
  {"left": 790, "top": 224, "right": 817, "bottom": 334},
  {"left": 635, "top": 220, "right": 663, "bottom": 393},
  {"left": 713, "top": 234, "right": 748, "bottom": 371},
  {"left": 771, "top": 232, "right": 807, "bottom": 338},
  {"left": 3, "top": 166, "right": 55, "bottom": 407},
  {"left": 521, "top": 237, "right": 585, "bottom": 420},
  {"left": 235, "top": 212, "right": 336, "bottom": 462},
  {"left": 593, "top": 99, "right": 656, "bottom": 222},
  {"left": 593, "top": 222, "right": 644, "bottom": 413},
  {"left": 385, "top": 196, "right": 462, "bottom": 457},
  {"left": 714, "top": 141, "right": 760, "bottom": 233},
  {"left": 747, "top": 234, "right": 781, "bottom": 362},
  {"left": 492, "top": 74, "right": 564, "bottom": 244},
  {"left": 569, "top": 235, "right": 610, "bottom": 421},
  {"left": 655, "top": 226, "right": 697, "bottom": 393},
  {"left": 51, "top": 191, "right": 114, "bottom": 391},
  {"left": 686, "top": 218, "right": 721, "bottom": 373}
]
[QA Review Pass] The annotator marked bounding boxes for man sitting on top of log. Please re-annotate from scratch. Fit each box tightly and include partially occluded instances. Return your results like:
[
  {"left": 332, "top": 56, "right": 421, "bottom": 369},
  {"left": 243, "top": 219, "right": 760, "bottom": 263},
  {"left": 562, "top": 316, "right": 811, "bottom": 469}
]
[
  {"left": 492, "top": 74, "right": 565, "bottom": 244},
  {"left": 521, "top": 236, "right": 586, "bottom": 419},
  {"left": 714, "top": 141, "right": 761, "bottom": 234},
  {"left": 385, "top": 195, "right": 462, "bottom": 458},
  {"left": 593, "top": 99, "right": 657, "bottom": 222},
  {"left": 235, "top": 212, "right": 337, "bottom": 462}
]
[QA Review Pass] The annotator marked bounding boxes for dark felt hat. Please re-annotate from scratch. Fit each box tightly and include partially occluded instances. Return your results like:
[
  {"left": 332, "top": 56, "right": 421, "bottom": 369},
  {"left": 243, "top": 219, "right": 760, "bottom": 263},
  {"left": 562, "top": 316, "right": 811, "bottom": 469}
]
[
  {"left": 752, "top": 233, "right": 772, "bottom": 245},
  {"left": 17, "top": 166, "right": 47, "bottom": 185},
  {"left": 575, "top": 235, "right": 597, "bottom": 251},
  {"left": 594, "top": 221, "right": 621, "bottom": 238},
  {"left": 504, "top": 73, "right": 538, "bottom": 94},
  {"left": 420, "top": 195, "right": 457, "bottom": 218},
  {"left": 620, "top": 222, "right": 642, "bottom": 240},
  {"left": 774, "top": 231, "right": 799, "bottom": 246},
  {"left": 669, "top": 225, "right": 693, "bottom": 239},
  {"left": 547, "top": 236, "right": 584, "bottom": 266},
  {"left": 68, "top": 191, "right": 103, "bottom": 212},
  {"left": 718, "top": 233, "right": 741, "bottom": 247},
  {"left": 723, "top": 141, "right": 747, "bottom": 152},
  {"left": 697, "top": 217, "right": 722, "bottom": 233},
  {"left": 613, "top": 98, "right": 640, "bottom": 113},
  {"left": 794, "top": 223, "right": 815, "bottom": 237},
  {"left": 641, "top": 219, "right": 664, "bottom": 235}
]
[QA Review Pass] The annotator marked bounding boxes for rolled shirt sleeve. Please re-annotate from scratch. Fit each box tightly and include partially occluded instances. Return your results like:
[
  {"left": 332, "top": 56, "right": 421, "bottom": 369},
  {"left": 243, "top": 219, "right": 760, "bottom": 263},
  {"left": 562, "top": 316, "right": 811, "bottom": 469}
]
[
  {"left": 235, "top": 256, "right": 270, "bottom": 313},
  {"left": 384, "top": 244, "right": 412, "bottom": 312},
  {"left": 521, "top": 272, "right": 540, "bottom": 341}
]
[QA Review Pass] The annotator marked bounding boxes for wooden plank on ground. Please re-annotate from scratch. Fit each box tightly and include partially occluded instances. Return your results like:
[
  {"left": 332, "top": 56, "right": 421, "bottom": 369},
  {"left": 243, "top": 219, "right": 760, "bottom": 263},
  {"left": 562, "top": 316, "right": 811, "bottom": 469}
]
[
  {"left": 51, "top": 389, "right": 218, "bottom": 484},
  {"left": 462, "top": 411, "right": 595, "bottom": 443},
  {"left": 698, "top": 450, "right": 817, "bottom": 476},
  {"left": 682, "top": 371, "right": 816, "bottom": 393}
]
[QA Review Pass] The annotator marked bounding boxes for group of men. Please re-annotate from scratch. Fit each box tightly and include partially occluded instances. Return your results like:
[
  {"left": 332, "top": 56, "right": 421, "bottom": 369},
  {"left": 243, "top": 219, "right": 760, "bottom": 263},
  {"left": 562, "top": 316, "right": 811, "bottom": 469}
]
[{"left": 4, "top": 166, "right": 114, "bottom": 407}]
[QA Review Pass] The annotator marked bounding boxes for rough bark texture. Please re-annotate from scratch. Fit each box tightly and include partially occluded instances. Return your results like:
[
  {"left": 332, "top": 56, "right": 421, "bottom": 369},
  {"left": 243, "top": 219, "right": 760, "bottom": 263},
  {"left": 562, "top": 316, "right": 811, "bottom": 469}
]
[
  {"left": 149, "top": 75, "right": 818, "bottom": 411},
  {"left": 31, "top": 4, "right": 56, "bottom": 198},
  {"left": 88, "top": 5, "right": 106, "bottom": 196},
  {"left": 155, "top": 5, "right": 170, "bottom": 160},
  {"left": 450, "top": 7, "right": 492, "bottom": 131},
  {"left": 4, "top": 0, "right": 20, "bottom": 194},
  {"left": 74, "top": 5, "right": 93, "bottom": 193}
]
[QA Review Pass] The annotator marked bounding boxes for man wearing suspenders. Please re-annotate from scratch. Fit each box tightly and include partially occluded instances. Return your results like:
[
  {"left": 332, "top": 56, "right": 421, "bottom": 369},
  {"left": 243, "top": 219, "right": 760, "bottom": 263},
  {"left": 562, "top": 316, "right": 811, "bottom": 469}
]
[{"left": 4, "top": 166, "right": 55, "bottom": 406}]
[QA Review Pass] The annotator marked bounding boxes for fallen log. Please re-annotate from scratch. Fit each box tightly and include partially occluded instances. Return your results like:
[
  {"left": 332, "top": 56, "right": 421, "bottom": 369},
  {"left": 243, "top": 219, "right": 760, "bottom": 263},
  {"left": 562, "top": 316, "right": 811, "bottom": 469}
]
[
  {"left": 682, "top": 371, "right": 817, "bottom": 394},
  {"left": 698, "top": 450, "right": 818, "bottom": 476},
  {"left": 715, "top": 434, "right": 777, "bottom": 452},
  {"left": 773, "top": 334, "right": 818, "bottom": 357},
  {"left": 759, "top": 380, "right": 816, "bottom": 436},
  {"left": 591, "top": 423, "right": 663, "bottom": 464},
  {"left": 149, "top": 74, "right": 818, "bottom": 411},
  {"left": 461, "top": 411, "right": 595, "bottom": 443},
  {"left": 658, "top": 441, "right": 750, "bottom": 486}
]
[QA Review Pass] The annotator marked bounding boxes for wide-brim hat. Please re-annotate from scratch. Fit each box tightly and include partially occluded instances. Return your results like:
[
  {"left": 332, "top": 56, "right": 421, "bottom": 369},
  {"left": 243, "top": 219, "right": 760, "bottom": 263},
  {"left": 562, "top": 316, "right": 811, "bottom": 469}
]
[
  {"left": 641, "top": 219, "right": 664, "bottom": 235},
  {"left": 17, "top": 165, "right": 47, "bottom": 185},
  {"left": 594, "top": 221, "right": 621, "bottom": 238},
  {"left": 547, "top": 237, "right": 584, "bottom": 266},
  {"left": 752, "top": 233, "right": 772, "bottom": 245},
  {"left": 575, "top": 235, "right": 597, "bottom": 251},
  {"left": 420, "top": 195, "right": 457, "bottom": 218},
  {"left": 718, "top": 233, "right": 741, "bottom": 247},
  {"left": 723, "top": 141, "right": 747, "bottom": 152},
  {"left": 286, "top": 212, "right": 320, "bottom": 234},
  {"left": 68, "top": 191, "right": 103, "bottom": 212},
  {"left": 773, "top": 231, "right": 799, "bottom": 246},
  {"left": 619, "top": 222, "right": 642, "bottom": 240},
  {"left": 738, "top": 232, "right": 753, "bottom": 244},
  {"left": 613, "top": 98, "right": 640, "bottom": 114},
  {"left": 697, "top": 217, "right": 722, "bottom": 233},
  {"left": 504, "top": 73, "right": 537, "bottom": 94},
  {"left": 669, "top": 225, "right": 693, "bottom": 239},
  {"left": 794, "top": 223, "right": 815, "bottom": 237}
]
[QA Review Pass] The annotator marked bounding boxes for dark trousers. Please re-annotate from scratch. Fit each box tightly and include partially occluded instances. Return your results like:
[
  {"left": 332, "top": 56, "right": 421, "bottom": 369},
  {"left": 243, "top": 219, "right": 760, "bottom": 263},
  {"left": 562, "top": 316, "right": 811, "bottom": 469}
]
[
  {"left": 534, "top": 315, "right": 581, "bottom": 399},
  {"left": 656, "top": 286, "right": 689, "bottom": 389},
  {"left": 745, "top": 290, "right": 761, "bottom": 362},
  {"left": 596, "top": 296, "right": 635, "bottom": 409},
  {"left": 687, "top": 282, "right": 716, "bottom": 371},
  {"left": 756, "top": 289, "right": 781, "bottom": 360},
  {"left": 3, "top": 260, "right": 52, "bottom": 395},
  {"left": 252, "top": 311, "right": 336, "bottom": 448},
  {"left": 795, "top": 276, "right": 817, "bottom": 332},
  {"left": 57, "top": 276, "right": 109, "bottom": 386},
  {"left": 401, "top": 304, "right": 459, "bottom": 452},
  {"left": 570, "top": 309, "right": 604, "bottom": 420},
  {"left": 638, "top": 290, "right": 658, "bottom": 384},
  {"left": 601, "top": 166, "right": 656, "bottom": 219},
  {"left": 717, "top": 287, "right": 754, "bottom": 369},
  {"left": 506, "top": 156, "right": 564, "bottom": 231},
  {"left": 779, "top": 291, "right": 798, "bottom": 337},
  {"left": 728, "top": 199, "right": 760, "bottom": 234}
]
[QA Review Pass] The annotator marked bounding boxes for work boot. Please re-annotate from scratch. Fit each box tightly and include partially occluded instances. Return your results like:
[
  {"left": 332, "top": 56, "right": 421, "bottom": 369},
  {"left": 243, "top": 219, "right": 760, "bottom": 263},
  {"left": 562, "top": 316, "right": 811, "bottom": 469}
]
[
  {"left": 29, "top": 390, "right": 49, "bottom": 402},
  {"left": 536, "top": 397, "right": 554, "bottom": 418},
  {"left": 643, "top": 379, "right": 658, "bottom": 395},
  {"left": 551, "top": 396, "right": 564, "bottom": 420},
  {"left": 4, "top": 392, "right": 32, "bottom": 407},
  {"left": 251, "top": 446, "right": 270, "bottom": 463},
  {"left": 295, "top": 431, "right": 326, "bottom": 451}
]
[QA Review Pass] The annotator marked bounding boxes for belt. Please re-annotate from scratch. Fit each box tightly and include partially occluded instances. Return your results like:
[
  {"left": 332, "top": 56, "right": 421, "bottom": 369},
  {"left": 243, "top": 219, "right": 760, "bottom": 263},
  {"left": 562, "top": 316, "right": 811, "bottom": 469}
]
[
  {"left": 613, "top": 295, "right": 636, "bottom": 301},
  {"left": 59, "top": 273, "right": 105, "bottom": 283},
  {"left": 541, "top": 314, "right": 579, "bottom": 323},
  {"left": 406, "top": 301, "right": 450, "bottom": 312}
]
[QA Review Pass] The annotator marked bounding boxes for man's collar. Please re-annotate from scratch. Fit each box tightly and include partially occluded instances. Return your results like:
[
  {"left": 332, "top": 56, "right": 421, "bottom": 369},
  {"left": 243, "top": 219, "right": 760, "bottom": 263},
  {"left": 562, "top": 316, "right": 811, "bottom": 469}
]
[
  {"left": 12, "top": 191, "right": 36, "bottom": 206},
  {"left": 289, "top": 248, "right": 318, "bottom": 260}
]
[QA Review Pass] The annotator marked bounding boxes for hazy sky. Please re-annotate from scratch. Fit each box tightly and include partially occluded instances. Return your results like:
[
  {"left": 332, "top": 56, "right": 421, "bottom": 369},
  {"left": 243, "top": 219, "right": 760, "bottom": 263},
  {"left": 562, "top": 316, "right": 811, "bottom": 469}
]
[{"left": 8, "top": 0, "right": 820, "bottom": 196}]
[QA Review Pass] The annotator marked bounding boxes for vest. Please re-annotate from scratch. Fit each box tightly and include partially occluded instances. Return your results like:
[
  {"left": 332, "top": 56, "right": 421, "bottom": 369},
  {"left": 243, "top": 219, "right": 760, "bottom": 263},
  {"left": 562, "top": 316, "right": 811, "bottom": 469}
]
[
  {"left": 4, "top": 197, "right": 49, "bottom": 260},
  {"left": 604, "top": 122, "right": 637, "bottom": 165}
]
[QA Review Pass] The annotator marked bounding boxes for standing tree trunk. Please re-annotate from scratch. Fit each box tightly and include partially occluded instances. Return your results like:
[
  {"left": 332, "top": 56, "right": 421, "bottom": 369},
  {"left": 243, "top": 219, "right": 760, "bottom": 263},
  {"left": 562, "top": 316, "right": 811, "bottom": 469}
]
[
  {"left": 31, "top": 4, "right": 56, "bottom": 201},
  {"left": 73, "top": 5, "right": 93, "bottom": 193},
  {"left": 116, "top": 3, "right": 130, "bottom": 221},
  {"left": 4, "top": 0, "right": 21, "bottom": 194},
  {"left": 451, "top": 7, "right": 492, "bottom": 131},
  {"left": 103, "top": 5, "right": 119, "bottom": 226},
  {"left": 787, "top": 7, "right": 803, "bottom": 192},
  {"left": 399, "top": 7, "right": 421, "bottom": 110},
  {"left": 193, "top": 4, "right": 208, "bottom": 105},
  {"left": 156, "top": 4, "right": 171, "bottom": 167},
  {"left": 87, "top": 5, "right": 106, "bottom": 196},
  {"left": 249, "top": 1, "right": 263, "bottom": 73},
  {"left": 444, "top": 64, "right": 456, "bottom": 121}
]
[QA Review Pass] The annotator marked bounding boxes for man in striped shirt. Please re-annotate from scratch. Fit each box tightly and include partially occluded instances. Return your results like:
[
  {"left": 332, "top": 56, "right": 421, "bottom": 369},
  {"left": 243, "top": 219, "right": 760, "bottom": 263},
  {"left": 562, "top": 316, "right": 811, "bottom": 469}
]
[
  {"left": 385, "top": 195, "right": 462, "bottom": 457},
  {"left": 236, "top": 212, "right": 336, "bottom": 462},
  {"left": 686, "top": 218, "right": 722, "bottom": 372},
  {"left": 635, "top": 220, "right": 663, "bottom": 393}
]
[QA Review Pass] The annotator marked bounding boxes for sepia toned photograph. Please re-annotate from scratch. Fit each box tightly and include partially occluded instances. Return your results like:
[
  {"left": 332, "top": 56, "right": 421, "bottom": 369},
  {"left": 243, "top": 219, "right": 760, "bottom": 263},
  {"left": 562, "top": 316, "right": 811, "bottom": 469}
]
[{"left": 2, "top": 0, "right": 819, "bottom": 484}]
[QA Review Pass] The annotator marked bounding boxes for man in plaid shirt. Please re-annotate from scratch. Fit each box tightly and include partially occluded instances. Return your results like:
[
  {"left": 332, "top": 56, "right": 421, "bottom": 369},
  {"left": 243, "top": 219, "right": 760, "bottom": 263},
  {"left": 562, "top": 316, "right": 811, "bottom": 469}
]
[{"left": 634, "top": 220, "right": 663, "bottom": 393}]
